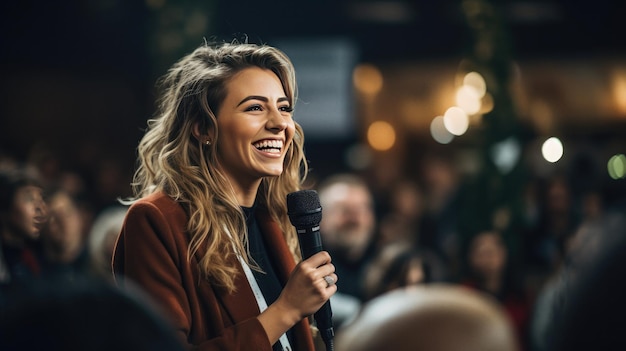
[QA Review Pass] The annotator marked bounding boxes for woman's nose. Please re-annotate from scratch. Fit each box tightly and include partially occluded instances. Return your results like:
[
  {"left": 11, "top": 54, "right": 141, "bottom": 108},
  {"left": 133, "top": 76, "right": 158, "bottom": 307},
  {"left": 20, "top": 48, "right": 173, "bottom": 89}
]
[{"left": 267, "top": 109, "right": 288, "bottom": 131}]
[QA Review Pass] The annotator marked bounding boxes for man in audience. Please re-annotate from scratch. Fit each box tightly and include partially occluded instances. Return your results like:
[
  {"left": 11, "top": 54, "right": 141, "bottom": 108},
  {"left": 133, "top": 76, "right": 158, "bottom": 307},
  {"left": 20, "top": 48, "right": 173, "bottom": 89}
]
[
  {"left": 336, "top": 284, "right": 519, "bottom": 351},
  {"left": 317, "top": 173, "right": 378, "bottom": 326}
]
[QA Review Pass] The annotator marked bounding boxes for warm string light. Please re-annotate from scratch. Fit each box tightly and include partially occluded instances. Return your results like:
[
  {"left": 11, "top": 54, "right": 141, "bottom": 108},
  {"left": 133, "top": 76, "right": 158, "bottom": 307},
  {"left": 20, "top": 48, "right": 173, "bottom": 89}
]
[
  {"left": 431, "top": 71, "right": 486, "bottom": 143},
  {"left": 541, "top": 137, "right": 564, "bottom": 163},
  {"left": 353, "top": 64, "right": 383, "bottom": 96},
  {"left": 367, "top": 121, "right": 396, "bottom": 151}
]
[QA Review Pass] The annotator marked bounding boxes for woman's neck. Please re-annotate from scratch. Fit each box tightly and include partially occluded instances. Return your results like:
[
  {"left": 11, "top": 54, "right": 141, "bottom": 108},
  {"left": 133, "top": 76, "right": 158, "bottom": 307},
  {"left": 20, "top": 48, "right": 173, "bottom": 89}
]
[{"left": 231, "top": 179, "right": 262, "bottom": 207}]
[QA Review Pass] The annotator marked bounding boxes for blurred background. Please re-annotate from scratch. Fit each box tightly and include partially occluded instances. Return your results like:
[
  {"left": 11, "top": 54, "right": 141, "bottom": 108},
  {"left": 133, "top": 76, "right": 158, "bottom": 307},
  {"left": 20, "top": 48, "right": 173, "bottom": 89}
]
[
  {"left": 2, "top": 0, "right": 625, "bottom": 254},
  {"left": 1, "top": 0, "right": 625, "bottom": 208},
  {"left": 2, "top": 2, "right": 625, "bottom": 233},
  {"left": 1, "top": 0, "right": 626, "bottom": 349}
]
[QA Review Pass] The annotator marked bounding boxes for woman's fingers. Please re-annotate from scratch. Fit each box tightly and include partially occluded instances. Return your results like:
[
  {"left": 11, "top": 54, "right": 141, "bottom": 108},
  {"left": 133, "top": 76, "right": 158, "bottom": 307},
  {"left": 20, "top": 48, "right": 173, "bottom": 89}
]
[
  {"left": 277, "top": 251, "right": 338, "bottom": 318},
  {"left": 302, "top": 250, "right": 332, "bottom": 267},
  {"left": 300, "top": 252, "right": 337, "bottom": 288}
]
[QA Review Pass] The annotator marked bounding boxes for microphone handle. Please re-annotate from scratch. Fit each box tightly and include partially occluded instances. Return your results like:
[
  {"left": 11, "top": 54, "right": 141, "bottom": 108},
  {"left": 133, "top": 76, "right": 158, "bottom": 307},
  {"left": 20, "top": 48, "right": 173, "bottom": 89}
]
[
  {"left": 314, "top": 282, "right": 334, "bottom": 350},
  {"left": 297, "top": 226, "right": 323, "bottom": 259},
  {"left": 297, "top": 226, "right": 334, "bottom": 350}
]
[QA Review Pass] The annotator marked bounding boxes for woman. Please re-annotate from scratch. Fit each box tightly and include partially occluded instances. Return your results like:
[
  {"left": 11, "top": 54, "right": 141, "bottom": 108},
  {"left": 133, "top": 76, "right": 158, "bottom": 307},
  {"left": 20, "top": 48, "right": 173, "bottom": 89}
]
[
  {"left": 113, "top": 42, "right": 337, "bottom": 351},
  {"left": 0, "top": 166, "right": 48, "bottom": 286},
  {"left": 460, "top": 230, "right": 530, "bottom": 351}
]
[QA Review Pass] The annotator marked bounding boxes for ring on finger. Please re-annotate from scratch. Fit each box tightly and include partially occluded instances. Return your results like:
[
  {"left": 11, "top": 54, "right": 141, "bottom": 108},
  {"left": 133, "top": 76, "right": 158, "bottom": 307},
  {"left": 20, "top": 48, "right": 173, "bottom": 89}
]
[{"left": 323, "top": 275, "right": 335, "bottom": 288}]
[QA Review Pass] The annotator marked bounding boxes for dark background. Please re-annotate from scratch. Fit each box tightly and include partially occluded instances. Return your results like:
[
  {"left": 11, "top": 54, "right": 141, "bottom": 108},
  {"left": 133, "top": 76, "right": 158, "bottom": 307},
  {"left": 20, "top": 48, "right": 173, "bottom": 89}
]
[{"left": 1, "top": 0, "right": 625, "bottom": 206}]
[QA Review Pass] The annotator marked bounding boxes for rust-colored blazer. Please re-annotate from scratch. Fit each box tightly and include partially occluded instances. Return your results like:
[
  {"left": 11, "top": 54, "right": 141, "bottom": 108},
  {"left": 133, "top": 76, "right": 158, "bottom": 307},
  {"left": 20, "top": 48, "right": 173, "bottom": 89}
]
[{"left": 113, "top": 192, "right": 315, "bottom": 351}]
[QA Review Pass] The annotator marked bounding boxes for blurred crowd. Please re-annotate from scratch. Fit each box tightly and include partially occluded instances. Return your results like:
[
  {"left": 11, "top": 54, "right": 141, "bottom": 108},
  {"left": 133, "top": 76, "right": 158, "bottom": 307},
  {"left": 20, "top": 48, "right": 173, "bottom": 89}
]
[
  {"left": 1, "top": 145, "right": 625, "bottom": 351},
  {"left": 0, "top": 149, "right": 130, "bottom": 288}
]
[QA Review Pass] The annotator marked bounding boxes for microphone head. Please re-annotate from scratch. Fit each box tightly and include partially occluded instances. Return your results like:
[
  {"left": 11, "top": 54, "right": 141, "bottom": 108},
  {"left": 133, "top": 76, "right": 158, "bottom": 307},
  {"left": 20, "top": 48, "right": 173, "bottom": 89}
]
[{"left": 287, "top": 190, "right": 322, "bottom": 228}]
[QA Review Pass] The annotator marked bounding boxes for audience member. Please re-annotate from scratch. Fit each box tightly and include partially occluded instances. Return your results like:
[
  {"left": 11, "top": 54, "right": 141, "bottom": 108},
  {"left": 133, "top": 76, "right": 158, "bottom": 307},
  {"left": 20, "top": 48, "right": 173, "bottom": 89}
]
[
  {"left": 377, "top": 178, "right": 448, "bottom": 282},
  {"left": 336, "top": 283, "right": 519, "bottom": 351},
  {"left": 0, "top": 166, "right": 48, "bottom": 287},
  {"left": 38, "top": 187, "right": 93, "bottom": 282},
  {"left": 317, "top": 173, "right": 377, "bottom": 301},
  {"left": 530, "top": 208, "right": 626, "bottom": 351},
  {"left": 524, "top": 175, "right": 580, "bottom": 276},
  {"left": 87, "top": 205, "right": 127, "bottom": 282},
  {"left": 317, "top": 173, "right": 378, "bottom": 326},
  {"left": 362, "top": 241, "right": 429, "bottom": 301},
  {"left": 0, "top": 278, "right": 186, "bottom": 351},
  {"left": 376, "top": 179, "right": 425, "bottom": 248},
  {"left": 460, "top": 230, "right": 531, "bottom": 350},
  {"left": 418, "top": 153, "right": 463, "bottom": 277},
  {"left": 550, "top": 210, "right": 626, "bottom": 351}
]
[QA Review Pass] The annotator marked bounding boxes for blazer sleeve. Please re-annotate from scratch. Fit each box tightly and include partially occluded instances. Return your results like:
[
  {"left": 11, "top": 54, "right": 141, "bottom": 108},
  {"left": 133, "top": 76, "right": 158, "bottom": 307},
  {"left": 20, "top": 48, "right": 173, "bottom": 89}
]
[{"left": 113, "top": 199, "right": 273, "bottom": 351}]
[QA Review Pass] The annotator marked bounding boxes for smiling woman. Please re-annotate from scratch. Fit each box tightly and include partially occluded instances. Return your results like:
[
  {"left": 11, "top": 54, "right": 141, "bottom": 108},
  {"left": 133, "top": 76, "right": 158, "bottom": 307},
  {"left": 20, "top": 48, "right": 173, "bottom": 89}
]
[
  {"left": 112, "top": 42, "right": 336, "bottom": 351},
  {"left": 200, "top": 66, "right": 296, "bottom": 196}
]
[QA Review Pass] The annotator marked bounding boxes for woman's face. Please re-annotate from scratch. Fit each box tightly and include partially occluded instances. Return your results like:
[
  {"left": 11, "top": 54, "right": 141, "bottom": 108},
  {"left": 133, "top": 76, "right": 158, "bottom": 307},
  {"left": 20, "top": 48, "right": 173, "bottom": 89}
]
[
  {"left": 216, "top": 67, "right": 295, "bottom": 187},
  {"left": 469, "top": 232, "right": 507, "bottom": 278},
  {"left": 6, "top": 185, "right": 48, "bottom": 242}
]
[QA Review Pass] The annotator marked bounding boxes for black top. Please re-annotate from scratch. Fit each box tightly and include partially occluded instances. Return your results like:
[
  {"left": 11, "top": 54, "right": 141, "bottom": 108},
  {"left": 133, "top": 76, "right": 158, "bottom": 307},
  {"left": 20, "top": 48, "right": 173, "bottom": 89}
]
[{"left": 242, "top": 205, "right": 295, "bottom": 351}]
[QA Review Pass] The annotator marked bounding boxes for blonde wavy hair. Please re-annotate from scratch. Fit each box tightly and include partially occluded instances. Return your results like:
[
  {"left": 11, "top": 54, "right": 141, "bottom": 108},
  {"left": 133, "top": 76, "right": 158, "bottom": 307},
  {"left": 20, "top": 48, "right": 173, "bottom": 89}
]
[{"left": 128, "top": 41, "right": 308, "bottom": 293}]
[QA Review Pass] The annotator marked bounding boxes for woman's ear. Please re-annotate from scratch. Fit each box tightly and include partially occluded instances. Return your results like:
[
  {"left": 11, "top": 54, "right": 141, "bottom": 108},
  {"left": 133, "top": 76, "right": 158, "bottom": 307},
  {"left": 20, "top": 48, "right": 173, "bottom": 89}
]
[
  {"left": 191, "top": 122, "right": 212, "bottom": 145},
  {"left": 192, "top": 122, "right": 214, "bottom": 146},
  {"left": 192, "top": 122, "right": 203, "bottom": 142}
]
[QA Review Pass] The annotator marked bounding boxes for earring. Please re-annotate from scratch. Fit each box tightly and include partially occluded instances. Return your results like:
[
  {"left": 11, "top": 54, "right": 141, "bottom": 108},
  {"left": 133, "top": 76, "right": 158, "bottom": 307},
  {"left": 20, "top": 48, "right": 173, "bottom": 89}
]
[{"left": 205, "top": 139, "right": 212, "bottom": 146}]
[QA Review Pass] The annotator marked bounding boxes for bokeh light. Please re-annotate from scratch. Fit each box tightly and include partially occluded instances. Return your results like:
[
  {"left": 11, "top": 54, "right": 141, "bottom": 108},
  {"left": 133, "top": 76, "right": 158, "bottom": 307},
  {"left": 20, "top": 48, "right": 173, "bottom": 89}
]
[
  {"left": 353, "top": 64, "right": 383, "bottom": 95},
  {"left": 443, "top": 106, "right": 469, "bottom": 136},
  {"left": 607, "top": 154, "right": 626, "bottom": 179},
  {"left": 463, "top": 71, "right": 487, "bottom": 98},
  {"left": 491, "top": 137, "right": 521, "bottom": 174},
  {"left": 455, "top": 85, "right": 482, "bottom": 115},
  {"left": 479, "top": 92, "right": 494, "bottom": 115},
  {"left": 612, "top": 70, "right": 626, "bottom": 115},
  {"left": 430, "top": 115, "right": 454, "bottom": 144},
  {"left": 541, "top": 137, "right": 564, "bottom": 163},
  {"left": 367, "top": 121, "right": 396, "bottom": 151}
]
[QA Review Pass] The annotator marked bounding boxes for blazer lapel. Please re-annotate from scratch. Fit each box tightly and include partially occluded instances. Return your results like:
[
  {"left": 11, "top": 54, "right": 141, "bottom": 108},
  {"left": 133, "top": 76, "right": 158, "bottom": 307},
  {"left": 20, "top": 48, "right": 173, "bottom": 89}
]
[
  {"left": 193, "top": 239, "right": 260, "bottom": 326},
  {"left": 214, "top": 256, "right": 260, "bottom": 323}
]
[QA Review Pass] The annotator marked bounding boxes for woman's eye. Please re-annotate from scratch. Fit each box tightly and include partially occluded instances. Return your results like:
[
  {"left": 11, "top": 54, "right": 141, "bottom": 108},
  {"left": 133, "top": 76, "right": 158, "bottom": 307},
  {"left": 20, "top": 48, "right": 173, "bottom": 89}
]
[
  {"left": 280, "top": 106, "right": 293, "bottom": 113},
  {"left": 245, "top": 105, "right": 262, "bottom": 112}
]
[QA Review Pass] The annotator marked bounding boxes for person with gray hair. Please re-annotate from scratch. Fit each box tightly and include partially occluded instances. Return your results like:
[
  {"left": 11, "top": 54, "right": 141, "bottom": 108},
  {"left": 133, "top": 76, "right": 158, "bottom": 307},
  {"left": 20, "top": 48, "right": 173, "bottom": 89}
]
[
  {"left": 317, "top": 174, "right": 377, "bottom": 302},
  {"left": 87, "top": 205, "right": 127, "bottom": 282},
  {"left": 316, "top": 174, "right": 378, "bottom": 328}
]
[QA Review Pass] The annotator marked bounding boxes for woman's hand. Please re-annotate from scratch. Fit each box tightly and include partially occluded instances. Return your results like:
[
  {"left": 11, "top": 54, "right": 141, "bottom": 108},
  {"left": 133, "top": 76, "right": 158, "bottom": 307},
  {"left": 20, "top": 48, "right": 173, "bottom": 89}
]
[
  {"left": 258, "top": 251, "right": 338, "bottom": 344},
  {"left": 280, "top": 251, "right": 338, "bottom": 318}
]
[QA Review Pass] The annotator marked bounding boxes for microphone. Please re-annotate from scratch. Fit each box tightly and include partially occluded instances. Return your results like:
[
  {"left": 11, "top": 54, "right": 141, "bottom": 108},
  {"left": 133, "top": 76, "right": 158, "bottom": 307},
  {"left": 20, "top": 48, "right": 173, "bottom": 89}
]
[{"left": 287, "top": 189, "right": 334, "bottom": 351}]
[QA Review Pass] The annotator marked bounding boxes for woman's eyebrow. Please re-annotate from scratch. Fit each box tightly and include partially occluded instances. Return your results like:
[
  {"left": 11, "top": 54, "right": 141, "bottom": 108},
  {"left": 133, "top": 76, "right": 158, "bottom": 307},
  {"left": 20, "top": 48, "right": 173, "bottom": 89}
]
[
  {"left": 237, "top": 96, "right": 289, "bottom": 106},
  {"left": 237, "top": 95, "right": 267, "bottom": 106}
]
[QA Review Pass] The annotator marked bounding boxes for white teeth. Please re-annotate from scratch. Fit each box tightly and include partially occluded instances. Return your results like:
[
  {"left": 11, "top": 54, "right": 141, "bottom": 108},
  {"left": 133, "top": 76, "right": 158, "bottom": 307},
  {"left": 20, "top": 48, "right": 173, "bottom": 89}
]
[{"left": 254, "top": 140, "right": 283, "bottom": 152}]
